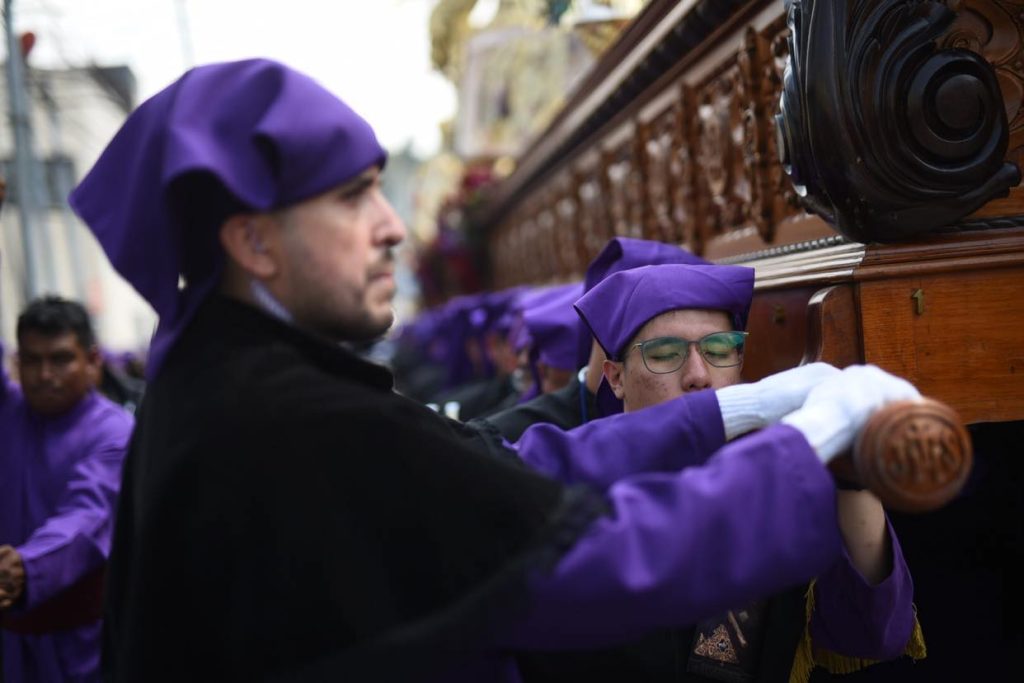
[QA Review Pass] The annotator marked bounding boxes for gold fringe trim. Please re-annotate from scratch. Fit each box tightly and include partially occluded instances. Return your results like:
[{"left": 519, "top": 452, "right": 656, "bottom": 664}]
[{"left": 788, "top": 580, "right": 927, "bottom": 683}]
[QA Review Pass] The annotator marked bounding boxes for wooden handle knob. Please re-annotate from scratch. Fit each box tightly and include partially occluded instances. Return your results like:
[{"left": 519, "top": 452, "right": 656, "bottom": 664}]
[{"left": 833, "top": 398, "right": 973, "bottom": 513}]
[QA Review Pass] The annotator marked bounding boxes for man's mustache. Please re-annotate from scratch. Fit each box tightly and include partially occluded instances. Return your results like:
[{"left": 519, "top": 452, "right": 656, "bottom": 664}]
[{"left": 368, "top": 249, "right": 396, "bottom": 277}]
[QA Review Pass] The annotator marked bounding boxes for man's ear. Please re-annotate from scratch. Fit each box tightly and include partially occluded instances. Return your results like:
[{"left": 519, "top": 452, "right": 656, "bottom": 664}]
[
  {"left": 85, "top": 345, "right": 103, "bottom": 387},
  {"left": 602, "top": 359, "right": 626, "bottom": 400},
  {"left": 219, "top": 214, "right": 279, "bottom": 279}
]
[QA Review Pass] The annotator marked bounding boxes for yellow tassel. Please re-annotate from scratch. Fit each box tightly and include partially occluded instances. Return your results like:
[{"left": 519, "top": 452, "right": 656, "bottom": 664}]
[
  {"left": 788, "top": 580, "right": 927, "bottom": 683},
  {"left": 788, "top": 581, "right": 818, "bottom": 683}
]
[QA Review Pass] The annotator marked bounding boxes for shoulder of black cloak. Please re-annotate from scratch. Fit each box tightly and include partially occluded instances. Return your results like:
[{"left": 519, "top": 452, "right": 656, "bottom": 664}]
[
  {"left": 479, "top": 374, "right": 583, "bottom": 443},
  {"left": 124, "top": 295, "right": 607, "bottom": 680}
]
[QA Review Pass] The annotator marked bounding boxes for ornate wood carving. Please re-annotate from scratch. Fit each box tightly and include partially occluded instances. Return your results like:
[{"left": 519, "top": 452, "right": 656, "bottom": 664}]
[
  {"left": 602, "top": 127, "right": 646, "bottom": 238},
  {"left": 534, "top": 197, "right": 561, "bottom": 280},
  {"left": 639, "top": 106, "right": 676, "bottom": 244},
  {"left": 637, "top": 82, "right": 695, "bottom": 247},
  {"left": 485, "top": 0, "right": 1024, "bottom": 284},
  {"left": 551, "top": 171, "right": 585, "bottom": 277},
  {"left": 575, "top": 153, "right": 612, "bottom": 264},
  {"left": 940, "top": 0, "right": 1024, "bottom": 170},
  {"left": 749, "top": 19, "right": 805, "bottom": 241},
  {"left": 777, "top": 0, "right": 1021, "bottom": 243},
  {"left": 695, "top": 61, "right": 754, "bottom": 244},
  {"left": 739, "top": 26, "right": 777, "bottom": 243},
  {"left": 848, "top": 398, "right": 974, "bottom": 513}
]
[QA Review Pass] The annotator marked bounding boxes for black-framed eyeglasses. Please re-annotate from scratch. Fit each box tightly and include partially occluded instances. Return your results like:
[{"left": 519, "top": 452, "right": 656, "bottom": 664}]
[{"left": 630, "top": 331, "right": 748, "bottom": 374}]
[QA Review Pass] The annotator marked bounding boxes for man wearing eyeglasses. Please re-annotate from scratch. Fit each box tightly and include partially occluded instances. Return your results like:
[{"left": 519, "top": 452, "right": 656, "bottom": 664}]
[
  {"left": 536, "top": 262, "right": 924, "bottom": 683},
  {"left": 589, "top": 265, "right": 757, "bottom": 419}
]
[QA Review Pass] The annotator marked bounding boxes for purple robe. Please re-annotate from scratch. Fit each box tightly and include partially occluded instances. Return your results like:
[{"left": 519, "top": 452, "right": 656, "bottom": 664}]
[
  {"left": 498, "top": 392, "right": 915, "bottom": 671},
  {"left": 0, "top": 348, "right": 134, "bottom": 682}
]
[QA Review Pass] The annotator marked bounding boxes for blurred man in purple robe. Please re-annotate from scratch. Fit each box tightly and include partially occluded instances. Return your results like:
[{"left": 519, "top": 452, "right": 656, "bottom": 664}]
[
  {"left": 0, "top": 296, "right": 134, "bottom": 682},
  {"left": 69, "top": 58, "right": 928, "bottom": 682}
]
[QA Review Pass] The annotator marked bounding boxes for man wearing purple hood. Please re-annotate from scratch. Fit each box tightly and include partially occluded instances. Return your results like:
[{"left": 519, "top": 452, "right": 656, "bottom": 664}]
[
  {"left": 424, "top": 289, "right": 525, "bottom": 421},
  {"left": 522, "top": 282, "right": 584, "bottom": 396},
  {"left": 549, "top": 263, "right": 926, "bottom": 682},
  {"left": 0, "top": 295, "right": 134, "bottom": 682},
  {"left": 71, "top": 59, "right": 927, "bottom": 682}
]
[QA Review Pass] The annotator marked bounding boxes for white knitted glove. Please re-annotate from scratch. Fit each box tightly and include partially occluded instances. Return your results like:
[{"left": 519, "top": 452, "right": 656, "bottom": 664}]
[
  {"left": 781, "top": 365, "right": 922, "bottom": 464},
  {"left": 716, "top": 362, "right": 841, "bottom": 440}
]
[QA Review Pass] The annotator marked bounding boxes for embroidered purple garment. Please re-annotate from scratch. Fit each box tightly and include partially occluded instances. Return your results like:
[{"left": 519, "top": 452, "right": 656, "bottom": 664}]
[
  {"left": 68, "top": 59, "right": 386, "bottom": 379},
  {"left": 0, "top": 345, "right": 134, "bottom": 682}
]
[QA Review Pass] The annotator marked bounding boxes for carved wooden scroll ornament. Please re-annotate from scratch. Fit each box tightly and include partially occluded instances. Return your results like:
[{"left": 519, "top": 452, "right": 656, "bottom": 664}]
[{"left": 776, "top": 0, "right": 1021, "bottom": 242}]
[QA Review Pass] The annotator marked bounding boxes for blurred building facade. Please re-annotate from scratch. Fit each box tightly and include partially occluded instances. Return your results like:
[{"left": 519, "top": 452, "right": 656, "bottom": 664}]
[
  {"left": 409, "top": 0, "right": 649, "bottom": 304},
  {"left": 1, "top": 63, "right": 155, "bottom": 353}
]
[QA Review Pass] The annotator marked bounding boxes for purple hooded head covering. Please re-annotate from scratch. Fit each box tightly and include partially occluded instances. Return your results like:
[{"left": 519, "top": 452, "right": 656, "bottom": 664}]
[
  {"left": 436, "top": 294, "right": 485, "bottom": 389},
  {"left": 576, "top": 238, "right": 710, "bottom": 368},
  {"left": 68, "top": 59, "right": 387, "bottom": 378},
  {"left": 508, "top": 284, "right": 571, "bottom": 355},
  {"left": 503, "top": 283, "right": 579, "bottom": 401},
  {"left": 523, "top": 283, "right": 584, "bottom": 372},
  {"left": 576, "top": 264, "right": 754, "bottom": 360},
  {"left": 574, "top": 263, "right": 754, "bottom": 414}
]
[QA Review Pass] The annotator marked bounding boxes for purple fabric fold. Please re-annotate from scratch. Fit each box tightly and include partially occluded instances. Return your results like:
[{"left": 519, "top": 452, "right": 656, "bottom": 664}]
[
  {"left": 513, "top": 388, "right": 724, "bottom": 490},
  {"left": 499, "top": 424, "right": 842, "bottom": 649},
  {"left": 810, "top": 516, "right": 916, "bottom": 660}
]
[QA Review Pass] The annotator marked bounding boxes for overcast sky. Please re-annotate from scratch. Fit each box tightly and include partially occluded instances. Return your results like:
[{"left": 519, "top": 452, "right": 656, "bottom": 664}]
[{"left": 11, "top": 0, "right": 463, "bottom": 156}]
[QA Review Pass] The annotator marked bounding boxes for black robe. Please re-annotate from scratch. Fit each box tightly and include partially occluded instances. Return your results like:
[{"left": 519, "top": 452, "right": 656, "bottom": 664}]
[
  {"left": 102, "top": 296, "right": 600, "bottom": 681},
  {"left": 430, "top": 374, "right": 519, "bottom": 422},
  {"left": 476, "top": 372, "right": 597, "bottom": 443}
]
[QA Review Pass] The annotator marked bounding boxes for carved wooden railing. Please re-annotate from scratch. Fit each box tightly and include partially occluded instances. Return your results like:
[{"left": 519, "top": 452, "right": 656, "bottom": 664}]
[
  {"left": 479, "top": 0, "right": 1024, "bottom": 275},
  {"left": 474, "top": 0, "right": 1024, "bottom": 428}
]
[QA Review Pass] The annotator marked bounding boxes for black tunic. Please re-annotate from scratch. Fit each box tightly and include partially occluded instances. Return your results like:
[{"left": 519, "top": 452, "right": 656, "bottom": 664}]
[
  {"left": 430, "top": 375, "right": 519, "bottom": 422},
  {"left": 476, "top": 373, "right": 596, "bottom": 443},
  {"left": 102, "top": 296, "right": 599, "bottom": 681}
]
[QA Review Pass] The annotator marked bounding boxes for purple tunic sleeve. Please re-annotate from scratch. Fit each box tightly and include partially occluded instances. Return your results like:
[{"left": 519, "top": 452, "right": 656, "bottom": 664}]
[
  {"left": 512, "top": 389, "right": 725, "bottom": 490},
  {"left": 15, "top": 415, "right": 131, "bottom": 609},
  {"left": 499, "top": 424, "right": 843, "bottom": 650},
  {"left": 809, "top": 517, "right": 915, "bottom": 659}
]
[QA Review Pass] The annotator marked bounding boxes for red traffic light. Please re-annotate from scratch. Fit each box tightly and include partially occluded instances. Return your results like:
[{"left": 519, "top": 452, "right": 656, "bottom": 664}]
[{"left": 20, "top": 31, "right": 36, "bottom": 59}]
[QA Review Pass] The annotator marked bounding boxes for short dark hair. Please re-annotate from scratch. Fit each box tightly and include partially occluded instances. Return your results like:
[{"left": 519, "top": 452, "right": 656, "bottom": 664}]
[{"left": 17, "top": 295, "right": 97, "bottom": 349}]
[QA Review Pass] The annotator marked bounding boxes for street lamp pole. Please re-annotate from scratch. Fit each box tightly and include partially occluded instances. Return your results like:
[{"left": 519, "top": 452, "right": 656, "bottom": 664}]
[{"left": 3, "top": 0, "right": 43, "bottom": 299}]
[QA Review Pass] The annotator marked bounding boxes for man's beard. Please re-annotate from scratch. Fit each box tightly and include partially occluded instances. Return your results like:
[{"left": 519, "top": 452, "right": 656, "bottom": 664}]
[
  {"left": 321, "top": 305, "right": 394, "bottom": 343},
  {"left": 291, "top": 250, "right": 398, "bottom": 343},
  {"left": 294, "top": 283, "right": 395, "bottom": 343}
]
